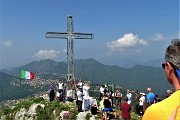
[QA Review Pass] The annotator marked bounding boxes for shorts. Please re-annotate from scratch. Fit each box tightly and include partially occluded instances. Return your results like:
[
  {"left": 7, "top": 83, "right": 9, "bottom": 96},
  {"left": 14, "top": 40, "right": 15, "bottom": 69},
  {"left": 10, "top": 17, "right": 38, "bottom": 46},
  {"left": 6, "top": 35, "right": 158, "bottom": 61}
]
[{"left": 104, "top": 108, "right": 114, "bottom": 112}]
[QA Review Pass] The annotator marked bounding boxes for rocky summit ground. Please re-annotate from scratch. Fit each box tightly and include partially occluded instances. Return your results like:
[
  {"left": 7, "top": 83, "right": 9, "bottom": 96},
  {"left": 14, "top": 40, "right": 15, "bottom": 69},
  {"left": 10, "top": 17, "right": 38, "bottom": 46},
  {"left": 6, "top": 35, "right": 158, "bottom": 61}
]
[{"left": 0, "top": 92, "right": 142, "bottom": 120}]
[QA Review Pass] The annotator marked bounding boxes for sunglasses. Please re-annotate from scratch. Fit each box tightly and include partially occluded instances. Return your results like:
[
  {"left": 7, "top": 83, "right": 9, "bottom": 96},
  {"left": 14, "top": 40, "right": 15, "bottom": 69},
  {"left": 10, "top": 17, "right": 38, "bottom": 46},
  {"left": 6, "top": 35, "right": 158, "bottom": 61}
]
[
  {"left": 162, "top": 63, "right": 166, "bottom": 69},
  {"left": 162, "top": 62, "right": 178, "bottom": 71},
  {"left": 162, "top": 62, "right": 180, "bottom": 79}
]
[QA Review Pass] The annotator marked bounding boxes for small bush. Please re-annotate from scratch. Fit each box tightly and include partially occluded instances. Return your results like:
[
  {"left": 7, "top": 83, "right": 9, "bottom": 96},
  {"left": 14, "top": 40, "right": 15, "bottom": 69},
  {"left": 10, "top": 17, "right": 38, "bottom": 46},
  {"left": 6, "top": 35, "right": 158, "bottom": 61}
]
[
  {"left": 69, "top": 108, "right": 78, "bottom": 119},
  {"left": 2, "top": 107, "right": 11, "bottom": 115},
  {"left": 17, "top": 100, "right": 32, "bottom": 109},
  {"left": 36, "top": 106, "right": 50, "bottom": 120},
  {"left": 0, "top": 111, "right": 2, "bottom": 117},
  {"left": 33, "top": 97, "right": 44, "bottom": 103},
  {"left": 11, "top": 106, "right": 20, "bottom": 114}
]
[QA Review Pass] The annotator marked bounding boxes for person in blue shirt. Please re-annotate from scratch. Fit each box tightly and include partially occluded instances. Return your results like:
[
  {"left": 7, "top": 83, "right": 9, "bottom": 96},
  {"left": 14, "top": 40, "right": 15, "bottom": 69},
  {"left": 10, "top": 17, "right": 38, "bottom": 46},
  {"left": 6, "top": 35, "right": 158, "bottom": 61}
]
[
  {"left": 49, "top": 82, "right": 56, "bottom": 102},
  {"left": 146, "top": 87, "right": 155, "bottom": 106}
]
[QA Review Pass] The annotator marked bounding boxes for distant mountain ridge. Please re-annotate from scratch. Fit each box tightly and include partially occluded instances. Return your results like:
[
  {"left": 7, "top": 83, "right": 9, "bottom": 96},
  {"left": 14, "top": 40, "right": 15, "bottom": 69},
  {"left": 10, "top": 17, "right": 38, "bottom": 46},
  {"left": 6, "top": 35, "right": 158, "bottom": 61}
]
[
  {"left": 4, "top": 59, "right": 66, "bottom": 75},
  {"left": 140, "top": 58, "right": 164, "bottom": 67},
  {"left": 0, "top": 58, "right": 171, "bottom": 101},
  {"left": 99, "top": 57, "right": 163, "bottom": 68}
]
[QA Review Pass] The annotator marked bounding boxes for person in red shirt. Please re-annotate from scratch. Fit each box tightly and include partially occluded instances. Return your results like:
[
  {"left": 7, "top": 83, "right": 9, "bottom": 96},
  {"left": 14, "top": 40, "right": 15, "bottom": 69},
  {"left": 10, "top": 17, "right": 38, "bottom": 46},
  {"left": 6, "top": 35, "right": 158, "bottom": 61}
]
[{"left": 121, "top": 96, "right": 131, "bottom": 120}]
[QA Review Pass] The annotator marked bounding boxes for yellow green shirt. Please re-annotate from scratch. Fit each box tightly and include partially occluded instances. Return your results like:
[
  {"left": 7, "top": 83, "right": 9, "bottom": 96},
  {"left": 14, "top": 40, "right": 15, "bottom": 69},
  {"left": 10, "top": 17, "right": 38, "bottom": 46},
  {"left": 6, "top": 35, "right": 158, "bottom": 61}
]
[
  {"left": 100, "top": 99, "right": 104, "bottom": 110},
  {"left": 142, "top": 90, "right": 180, "bottom": 120}
]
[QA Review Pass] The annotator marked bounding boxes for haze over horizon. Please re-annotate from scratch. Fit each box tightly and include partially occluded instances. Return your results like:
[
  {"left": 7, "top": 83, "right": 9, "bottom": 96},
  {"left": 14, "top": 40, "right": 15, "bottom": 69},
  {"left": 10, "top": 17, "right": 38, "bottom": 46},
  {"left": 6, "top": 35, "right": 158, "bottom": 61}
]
[{"left": 1, "top": 0, "right": 179, "bottom": 69}]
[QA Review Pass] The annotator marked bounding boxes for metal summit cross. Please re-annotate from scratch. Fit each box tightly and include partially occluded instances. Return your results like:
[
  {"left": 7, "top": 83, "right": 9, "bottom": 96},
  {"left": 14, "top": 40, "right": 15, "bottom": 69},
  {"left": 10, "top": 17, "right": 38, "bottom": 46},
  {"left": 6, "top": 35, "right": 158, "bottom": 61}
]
[{"left": 46, "top": 15, "right": 93, "bottom": 88}]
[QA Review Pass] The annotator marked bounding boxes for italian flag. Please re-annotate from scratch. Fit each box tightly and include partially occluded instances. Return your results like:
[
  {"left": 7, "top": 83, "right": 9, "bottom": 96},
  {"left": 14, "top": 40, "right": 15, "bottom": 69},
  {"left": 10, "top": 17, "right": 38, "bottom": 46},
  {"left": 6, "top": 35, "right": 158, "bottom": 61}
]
[{"left": 20, "top": 70, "right": 34, "bottom": 79}]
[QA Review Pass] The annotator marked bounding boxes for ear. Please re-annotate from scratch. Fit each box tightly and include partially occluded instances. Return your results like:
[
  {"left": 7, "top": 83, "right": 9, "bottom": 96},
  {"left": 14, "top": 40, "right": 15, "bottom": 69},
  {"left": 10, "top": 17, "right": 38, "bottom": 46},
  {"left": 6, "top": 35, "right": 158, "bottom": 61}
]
[{"left": 166, "top": 62, "right": 174, "bottom": 79}]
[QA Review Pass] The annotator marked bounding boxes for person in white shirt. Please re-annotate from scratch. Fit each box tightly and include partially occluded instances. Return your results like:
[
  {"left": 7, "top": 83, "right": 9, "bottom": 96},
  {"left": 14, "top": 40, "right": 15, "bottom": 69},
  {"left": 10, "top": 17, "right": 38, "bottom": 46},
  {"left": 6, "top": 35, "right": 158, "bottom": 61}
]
[
  {"left": 139, "top": 93, "right": 145, "bottom": 116},
  {"left": 126, "top": 90, "right": 132, "bottom": 104},
  {"left": 78, "top": 80, "right": 83, "bottom": 88},
  {"left": 66, "top": 88, "right": 73, "bottom": 102},
  {"left": 99, "top": 85, "right": 106, "bottom": 101},
  {"left": 83, "top": 83, "right": 90, "bottom": 98},
  {"left": 56, "top": 90, "right": 61, "bottom": 102},
  {"left": 58, "top": 80, "right": 64, "bottom": 94},
  {"left": 77, "top": 88, "right": 83, "bottom": 112}
]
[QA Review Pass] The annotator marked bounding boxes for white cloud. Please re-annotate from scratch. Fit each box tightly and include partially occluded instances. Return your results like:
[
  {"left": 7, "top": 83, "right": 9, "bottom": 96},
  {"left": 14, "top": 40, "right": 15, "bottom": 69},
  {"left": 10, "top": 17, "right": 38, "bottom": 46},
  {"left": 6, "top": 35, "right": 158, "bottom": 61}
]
[
  {"left": 107, "top": 33, "right": 148, "bottom": 51},
  {"left": 33, "top": 49, "right": 60, "bottom": 59},
  {"left": 153, "top": 33, "right": 165, "bottom": 41},
  {"left": 2, "top": 40, "right": 13, "bottom": 47}
]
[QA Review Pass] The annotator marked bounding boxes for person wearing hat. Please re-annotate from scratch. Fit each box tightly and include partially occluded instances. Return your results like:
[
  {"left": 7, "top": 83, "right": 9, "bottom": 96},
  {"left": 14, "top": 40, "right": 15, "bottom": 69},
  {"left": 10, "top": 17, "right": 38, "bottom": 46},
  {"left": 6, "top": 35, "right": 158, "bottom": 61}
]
[{"left": 142, "top": 39, "right": 180, "bottom": 120}]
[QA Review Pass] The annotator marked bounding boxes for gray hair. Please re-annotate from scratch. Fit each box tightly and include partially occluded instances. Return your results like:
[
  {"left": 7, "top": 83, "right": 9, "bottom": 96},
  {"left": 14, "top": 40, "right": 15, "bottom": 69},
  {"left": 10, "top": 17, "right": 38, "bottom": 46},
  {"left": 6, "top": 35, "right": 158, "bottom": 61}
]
[
  {"left": 165, "top": 39, "right": 180, "bottom": 70},
  {"left": 147, "top": 87, "right": 151, "bottom": 92},
  {"left": 166, "top": 89, "right": 172, "bottom": 94}
]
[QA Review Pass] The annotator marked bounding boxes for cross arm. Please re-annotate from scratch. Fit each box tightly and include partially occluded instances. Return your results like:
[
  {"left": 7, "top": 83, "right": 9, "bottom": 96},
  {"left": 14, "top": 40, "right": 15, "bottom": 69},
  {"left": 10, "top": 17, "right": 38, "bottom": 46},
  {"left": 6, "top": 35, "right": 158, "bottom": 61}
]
[
  {"left": 45, "top": 32, "right": 94, "bottom": 39},
  {"left": 46, "top": 32, "right": 68, "bottom": 39},
  {"left": 73, "top": 32, "right": 94, "bottom": 39}
]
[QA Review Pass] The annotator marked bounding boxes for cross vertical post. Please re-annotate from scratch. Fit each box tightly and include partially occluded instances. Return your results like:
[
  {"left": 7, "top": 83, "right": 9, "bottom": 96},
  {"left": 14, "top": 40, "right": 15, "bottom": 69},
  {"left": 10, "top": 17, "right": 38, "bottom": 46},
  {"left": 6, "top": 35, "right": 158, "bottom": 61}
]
[
  {"left": 46, "top": 16, "right": 93, "bottom": 95},
  {"left": 67, "top": 16, "right": 74, "bottom": 85}
]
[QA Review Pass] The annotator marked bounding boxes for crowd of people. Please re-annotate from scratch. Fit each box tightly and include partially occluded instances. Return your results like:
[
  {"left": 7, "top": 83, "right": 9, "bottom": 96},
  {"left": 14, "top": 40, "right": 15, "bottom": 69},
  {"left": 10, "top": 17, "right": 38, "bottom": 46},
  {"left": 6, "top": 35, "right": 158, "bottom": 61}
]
[
  {"left": 49, "top": 78, "right": 176, "bottom": 119},
  {"left": 47, "top": 39, "right": 180, "bottom": 120},
  {"left": 48, "top": 79, "right": 94, "bottom": 112},
  {"left": 99, "top": 85, "right": 151, "bottom": 119},
  {"left": 49, "top": 80, "right": 65, "bottom": 102}
]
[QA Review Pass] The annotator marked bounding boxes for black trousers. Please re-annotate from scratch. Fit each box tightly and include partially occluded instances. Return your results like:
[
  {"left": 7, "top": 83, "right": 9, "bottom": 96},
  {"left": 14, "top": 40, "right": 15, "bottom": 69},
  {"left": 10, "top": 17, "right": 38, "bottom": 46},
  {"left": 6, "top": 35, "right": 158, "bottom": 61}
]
[
  {"left": 135, "top": 103, "right": 140, "bottom": 115},
  {"left": 139, "top": 105, "right": 144, "bottom": 116},
  {"left": 59, "top": 89, "right": 64, "bottom": 94},
  {"left": 115, "top": 99, "right": 121, "bottom": 110},
  {"left": 50, "top": 90, "right": 55, "bottom": 102},
  {"left": 77, "top": 100, "right": 83, "bottom": 112}
]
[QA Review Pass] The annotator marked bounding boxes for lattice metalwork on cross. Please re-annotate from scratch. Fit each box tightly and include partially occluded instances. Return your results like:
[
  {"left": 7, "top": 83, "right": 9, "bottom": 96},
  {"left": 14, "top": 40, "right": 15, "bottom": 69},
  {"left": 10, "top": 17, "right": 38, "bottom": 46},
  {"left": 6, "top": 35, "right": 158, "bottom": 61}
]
[{"left": 46, "top": 16, "right": 93, "bottom": 89}]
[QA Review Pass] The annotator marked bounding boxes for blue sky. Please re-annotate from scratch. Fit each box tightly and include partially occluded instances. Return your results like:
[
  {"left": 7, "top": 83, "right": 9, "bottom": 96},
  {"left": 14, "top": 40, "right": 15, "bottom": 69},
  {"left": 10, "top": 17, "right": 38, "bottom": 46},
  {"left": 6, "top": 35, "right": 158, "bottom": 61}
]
[{"left": 0, "top": 0, "right": 179, "bottom": 69}]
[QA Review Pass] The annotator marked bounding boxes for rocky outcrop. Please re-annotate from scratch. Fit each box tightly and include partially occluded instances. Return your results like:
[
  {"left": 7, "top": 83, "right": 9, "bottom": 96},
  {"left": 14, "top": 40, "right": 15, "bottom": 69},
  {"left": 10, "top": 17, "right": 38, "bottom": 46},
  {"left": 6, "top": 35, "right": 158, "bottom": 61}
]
[
  {"left": 76, "top": 112, "right": 87, "bottom": 120},
  {"left": 0, "top": 93, "right": 100, "bottom": 120},
  {"left": 14, "top": 103, "right": 45, "bottom": 120}
]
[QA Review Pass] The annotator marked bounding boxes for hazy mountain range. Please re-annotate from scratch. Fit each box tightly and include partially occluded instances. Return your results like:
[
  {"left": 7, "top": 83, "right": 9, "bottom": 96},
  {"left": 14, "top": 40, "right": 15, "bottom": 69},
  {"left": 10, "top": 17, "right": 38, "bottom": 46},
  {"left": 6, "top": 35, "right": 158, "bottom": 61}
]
[
  {"left": 0, "top": 58, "right": 172, "bottom": 102},
  {"left": 99, "top": 57, "right": 164, "bottom": 68}
]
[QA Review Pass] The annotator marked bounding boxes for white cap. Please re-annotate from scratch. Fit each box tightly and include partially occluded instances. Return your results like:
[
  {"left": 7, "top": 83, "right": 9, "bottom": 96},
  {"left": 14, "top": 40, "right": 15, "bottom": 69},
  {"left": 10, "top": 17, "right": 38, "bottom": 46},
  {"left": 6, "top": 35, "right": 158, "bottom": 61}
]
[{"left": 140, "top": 93, "right": 145, "bottom": 96}]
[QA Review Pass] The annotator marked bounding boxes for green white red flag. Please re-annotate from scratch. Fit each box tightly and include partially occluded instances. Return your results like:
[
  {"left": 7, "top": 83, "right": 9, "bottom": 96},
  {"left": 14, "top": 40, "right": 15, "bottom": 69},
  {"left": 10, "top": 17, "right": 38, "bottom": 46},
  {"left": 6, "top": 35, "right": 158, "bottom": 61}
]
[{"left": 20, "top": 69, "right": 34, "bottom": 79}]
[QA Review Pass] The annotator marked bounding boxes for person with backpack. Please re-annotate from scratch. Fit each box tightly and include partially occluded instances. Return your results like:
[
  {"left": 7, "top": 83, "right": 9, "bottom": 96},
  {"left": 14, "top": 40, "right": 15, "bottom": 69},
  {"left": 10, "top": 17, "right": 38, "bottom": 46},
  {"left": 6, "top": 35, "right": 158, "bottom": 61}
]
[{"left": 114, "top": 89, "right": 122, "bottom": 110}]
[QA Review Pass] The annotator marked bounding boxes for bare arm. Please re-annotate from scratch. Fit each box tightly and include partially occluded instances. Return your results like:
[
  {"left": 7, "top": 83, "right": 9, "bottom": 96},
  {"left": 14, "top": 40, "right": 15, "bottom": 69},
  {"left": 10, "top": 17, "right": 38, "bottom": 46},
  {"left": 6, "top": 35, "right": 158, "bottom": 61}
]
[{"left": 109, "top": 99, "right": 113, "bottom": 107}]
